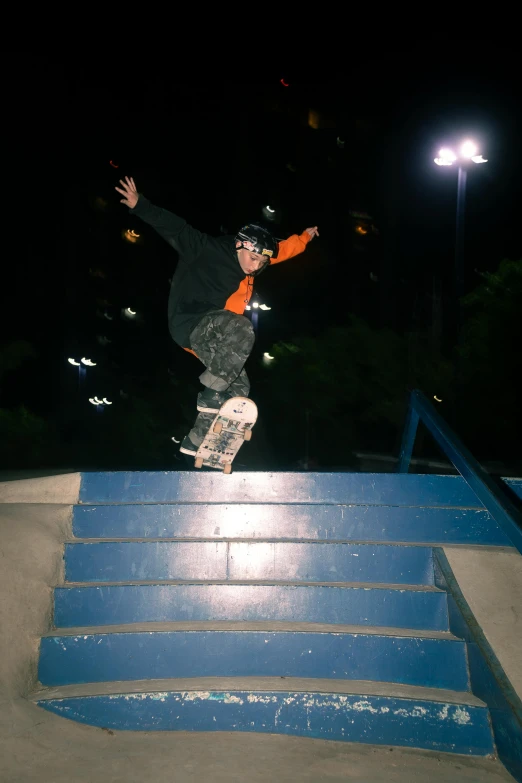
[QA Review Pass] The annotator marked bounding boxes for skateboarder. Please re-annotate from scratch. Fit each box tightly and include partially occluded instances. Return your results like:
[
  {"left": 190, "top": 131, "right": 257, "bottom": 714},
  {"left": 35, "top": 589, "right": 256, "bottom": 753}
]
[{"left": 115, "top": 176, "right": 319, "bottom": 455}]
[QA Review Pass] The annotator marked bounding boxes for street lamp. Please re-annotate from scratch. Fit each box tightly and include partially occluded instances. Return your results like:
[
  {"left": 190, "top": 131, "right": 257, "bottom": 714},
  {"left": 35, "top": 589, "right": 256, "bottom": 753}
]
[
  {"left": 88, "top": 397, "right": 113, "bottom": 413},
  {"left": 68, "top": 356, "right": 96, "bottom": 390},
  {"left": 245, "top": 300, "right": 271, "bottom": 336},
  {"left": 434, "top": 139, "right": 488, "bottom": 337}
]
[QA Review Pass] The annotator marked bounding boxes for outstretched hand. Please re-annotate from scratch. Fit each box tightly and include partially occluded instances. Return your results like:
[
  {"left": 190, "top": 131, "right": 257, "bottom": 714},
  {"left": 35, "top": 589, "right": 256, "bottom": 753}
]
[
  {"left": 115, "top": 176, "right": 139, "bottom": 209},
  {"left": 305, "top": 226, "right": 319, "bottom": 239}
]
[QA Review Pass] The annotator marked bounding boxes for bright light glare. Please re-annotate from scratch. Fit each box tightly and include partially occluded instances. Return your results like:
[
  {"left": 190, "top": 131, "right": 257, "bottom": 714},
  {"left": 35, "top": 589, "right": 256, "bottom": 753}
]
[
  {"left": 125, "top": 308, "right": 136, "bottom": 316},
  {"left": 252, "top": 302, "right": 259, "bottom": 309},
  {"left": 81, "top": 358, "right": 97, "bottom": 366},
  {"left": 93, "top": 397, "right": 103, "bottom": 404},
  {"left": 68, "top": 358, "right": 81, "bottom": 366},
  {"left": 171, "top": 436, "right": 181, "bottom": 444},
  {"left": 102, "top": 398, "right": 112, "bottom": 405},
  {"left": 472, "top": 155, "right": 488, "bottom": 164},
  {"left": 434, "top": 395, "right": 442, "bottom": 403},
  {"left": 259, "top": 304, "right": 271, "bottom": 311},
  {"left": 434, "top": 148, "right": 457, "bottom": 166},
  {"left": 264, "top": 352, "right": 274, "bottom": 360},
  {"left": 266, "top": 205, "right": 275, "bottom": 213},
  {"left": 245, "top": 305, "right": 251, "bottom": 310},
  {"left": 88, "top": 398, "right": 98, "bottom": 405},
  {"left": 461, "top": 140, "right": 477, "bottom": 158}
]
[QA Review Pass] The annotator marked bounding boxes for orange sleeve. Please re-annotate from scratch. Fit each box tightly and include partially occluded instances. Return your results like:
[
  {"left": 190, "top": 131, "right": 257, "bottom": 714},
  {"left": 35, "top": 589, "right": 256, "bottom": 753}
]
[{"left": 271, "top": 231, "right": 312, "bottom": 265}]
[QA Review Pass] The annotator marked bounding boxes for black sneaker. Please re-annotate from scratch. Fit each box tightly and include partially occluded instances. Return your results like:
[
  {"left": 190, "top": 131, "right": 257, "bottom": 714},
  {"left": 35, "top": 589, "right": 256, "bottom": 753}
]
[
  {"left": 197, "top": 387, "right": 229, "bottom": 413},
  {"left": 179, "top": 434, "right": 200, "bottom": 456}
]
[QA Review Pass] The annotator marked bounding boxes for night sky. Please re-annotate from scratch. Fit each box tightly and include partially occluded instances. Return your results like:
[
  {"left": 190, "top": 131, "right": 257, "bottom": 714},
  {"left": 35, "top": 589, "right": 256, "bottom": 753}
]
[{"left": 3, "top": 44, "right": 521, "bottom": 465}]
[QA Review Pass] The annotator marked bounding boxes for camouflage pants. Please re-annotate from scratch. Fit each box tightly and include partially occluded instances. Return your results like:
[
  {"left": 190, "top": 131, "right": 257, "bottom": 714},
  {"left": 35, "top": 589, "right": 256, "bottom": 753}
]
[{"left": 187, "top": 310, "right": 255, "bottom": 445}]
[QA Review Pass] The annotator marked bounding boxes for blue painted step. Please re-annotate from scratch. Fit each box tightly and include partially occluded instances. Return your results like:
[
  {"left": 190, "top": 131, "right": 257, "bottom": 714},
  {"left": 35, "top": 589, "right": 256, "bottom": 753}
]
[
  {"left": 72, "top": 504, "right": 512, "bottom": 546},
  {"left": 39, "top": 626, "right": 469, "bottom": 691},
  {"left": 64, "top": 542, "right": 435, "bottom": 585},
  {"left": 80, "top": 471, "right": 490, "bottom": 506},
  {"left": 53, "top": 583, "right": 449, "bottom": 630},
  {"left": 33, "top": 678, "right": 494, "bottom": 755}
]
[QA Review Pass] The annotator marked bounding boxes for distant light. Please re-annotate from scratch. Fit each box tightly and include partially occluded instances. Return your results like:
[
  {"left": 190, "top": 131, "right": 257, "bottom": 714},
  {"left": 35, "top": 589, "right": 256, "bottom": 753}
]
[
  {"left": 434, "top": 395, "right": 442, "bottom": 403},
  {"left": 355, "top": 225, "right": 368, "bottom": 235},
  {"left": 125, "top": 308, "right": 136, "bottom": 316},
  {"left": 245, "top": 305, "right": 251, "bottom": 310},
  {"left": 336, "top": 137, "right": 345, "bottom": 149},
  {"left": 460, "top": 140, "right": 477, "bottom": 159},
  {"left": 171, "top": 436, "right": 181, "bottom": 444},
  {"left": 434, "top": 148, "right": 456, "bottom": 166},
  {"left": 93, "top": 397, "right": 103, "bottom": 404},
  {"left": 109, "top": 161, "right": 119, "bottom": 168},
  {"left": 259, "top": 304, "right": 271, "bottom": 311},
  {"left": 88, "top": 398, "right": 98, "bottom": 405},
  {"left": 104, "top": 311, "right": 114, "bottom": 321},
  {"left": 123, "top": 229, "right": 139, "bottom": 244},
  {"left": 68, "top": 358, "right": 81, "bottom": 366},
  {"left": 263, "top": 352, "right": 274, "bottom": 360},
  {"left": 471, "top": 155, "right": 488, "bottom": 164},
  {"left": 81, "top": 357, "right": 97, "bottom": 367},
  {"left": 102, "top": 398, "right": 112, "bottom": 405},
  {"left": 280, "top": 78, "right": 289, "bottom": 87},
  {"left": 252, "top": 302, "right": 259, "bottom": 308},
  {"left": 262, "top": 205, "right": 277, "bottom": 222}
]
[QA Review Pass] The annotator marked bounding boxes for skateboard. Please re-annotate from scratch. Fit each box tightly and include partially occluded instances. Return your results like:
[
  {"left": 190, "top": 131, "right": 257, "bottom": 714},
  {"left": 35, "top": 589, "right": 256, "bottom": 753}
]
[{"left": 194, "top": 397, "right": 258, "bottom": 474}]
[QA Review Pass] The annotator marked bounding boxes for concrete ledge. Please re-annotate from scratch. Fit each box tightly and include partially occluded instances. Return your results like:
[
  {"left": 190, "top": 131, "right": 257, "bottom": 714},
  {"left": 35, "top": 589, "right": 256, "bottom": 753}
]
[
  {"left": 443, "top": 547, "right": 522, "bottom": 700},
  {"left": 0, "top": 473, "right": 81, "bottom": 504}
]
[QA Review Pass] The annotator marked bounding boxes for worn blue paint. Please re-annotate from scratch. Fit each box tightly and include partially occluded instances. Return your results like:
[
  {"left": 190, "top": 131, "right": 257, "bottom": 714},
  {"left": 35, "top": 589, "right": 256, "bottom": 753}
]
[
  {"left": 65, "top": 542, "right": 228, "bottom": 583},
  {"left": 64, "top": 542, "right": 435, "bottom": 586},
  {"left": 39, "top": 629, "right": 469, "bottom": 690},
  {"left": 434, "top": 550, "right": 522, "bottom": 781},
  {"left": 72, "top": 504, "right": 512, "bottom": 546},
  {"left": 53, "top": 583, "right": 449, "bottom": 630},
  {"left": 36, "top": 689, "right": 494, "bottom": 754},
  {"left": 34, "top": 465, "right": 522, "bottom": 754},
  {"left": 79, "top": 471, "right": 490, "bottom": 507},
  {"left": 398, "top": 391, "right": 522, "bottom": 555}
]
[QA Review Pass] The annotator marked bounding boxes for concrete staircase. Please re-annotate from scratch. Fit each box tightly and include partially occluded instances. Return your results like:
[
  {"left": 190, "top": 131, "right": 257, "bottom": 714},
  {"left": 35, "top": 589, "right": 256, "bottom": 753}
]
[{"left": 32, "top": 471, "right": 522, "bottom": 762}]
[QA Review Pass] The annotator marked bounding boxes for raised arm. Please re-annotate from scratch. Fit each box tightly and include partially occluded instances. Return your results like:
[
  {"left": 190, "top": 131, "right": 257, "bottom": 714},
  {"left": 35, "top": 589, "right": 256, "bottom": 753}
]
[
  {"left": 116, "top": 176, "right": 208, "bottom": 258},
  {"left": 271, "top": 226, "right": 319, "bottom": 265}
]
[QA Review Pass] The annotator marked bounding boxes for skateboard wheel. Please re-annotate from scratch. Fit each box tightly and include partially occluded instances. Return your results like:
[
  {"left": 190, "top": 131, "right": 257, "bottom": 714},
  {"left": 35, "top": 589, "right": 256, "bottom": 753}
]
[
  {"left": 223, "top": 463, "right": 232, "bottom": 474},
  {"left": 194, "top": 457, "right": 203, "bottom": 469},
  {"left": 213, "top": 421, "right": 223, "bottom": 435},
  {"left": 244, "top": 428, "right": 252, "bottom": 441}
]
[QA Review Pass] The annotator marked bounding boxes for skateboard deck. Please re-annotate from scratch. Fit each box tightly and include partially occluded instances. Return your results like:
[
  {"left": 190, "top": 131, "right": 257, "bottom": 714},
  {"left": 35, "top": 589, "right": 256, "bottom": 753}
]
[{"left": 194, "top": 396, "right": 258, "bottom": 473}]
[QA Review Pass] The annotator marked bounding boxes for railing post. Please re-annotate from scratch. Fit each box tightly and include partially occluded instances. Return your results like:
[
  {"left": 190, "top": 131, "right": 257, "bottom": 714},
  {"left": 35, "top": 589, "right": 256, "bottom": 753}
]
[
  {"left": 400, "top": 389, "right": 522, "bottom": 555},
  {"left": 397, "top": 395, "right": 420, "bottom": 473}
]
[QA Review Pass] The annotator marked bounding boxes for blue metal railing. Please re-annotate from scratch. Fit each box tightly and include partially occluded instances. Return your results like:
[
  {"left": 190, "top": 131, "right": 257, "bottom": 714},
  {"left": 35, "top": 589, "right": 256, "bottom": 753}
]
[{"left": 398, "top": 389, "right": 522, "bottom": 555}]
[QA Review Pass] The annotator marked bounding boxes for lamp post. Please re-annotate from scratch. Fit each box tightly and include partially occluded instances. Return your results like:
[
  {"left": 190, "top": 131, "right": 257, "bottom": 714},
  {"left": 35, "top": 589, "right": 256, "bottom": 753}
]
[
  {"left": 245, "top": 301, "right": 271, "bottom": 337},
  {"left": 68, "top": 357, "right": 97, "bottom": 390},
  {"left": 434, "top": 140, "right": 488, "bottom": 335}
]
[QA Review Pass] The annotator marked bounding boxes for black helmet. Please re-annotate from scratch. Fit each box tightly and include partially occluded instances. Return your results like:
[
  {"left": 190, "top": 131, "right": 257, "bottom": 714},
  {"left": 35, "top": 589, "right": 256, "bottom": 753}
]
[{"left": 235, "top": 223, "right": 278, "bottom": 260}]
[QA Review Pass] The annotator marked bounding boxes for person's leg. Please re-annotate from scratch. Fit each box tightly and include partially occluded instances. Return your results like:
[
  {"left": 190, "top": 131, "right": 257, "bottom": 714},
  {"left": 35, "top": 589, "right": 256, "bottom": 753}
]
[
  {"left": 190, "top": 309, "right": 254, "bottom": 390},
  {"left": 180, "top": 310, "right": 255, "bottom": 453}
]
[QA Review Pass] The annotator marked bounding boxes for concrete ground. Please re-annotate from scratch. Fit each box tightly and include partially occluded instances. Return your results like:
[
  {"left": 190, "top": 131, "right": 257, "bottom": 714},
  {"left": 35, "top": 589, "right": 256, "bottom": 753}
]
[{"left": 0, "top": 475, "right": 518, "bottom": 782}]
